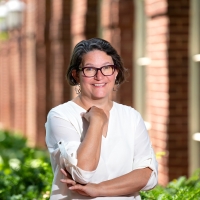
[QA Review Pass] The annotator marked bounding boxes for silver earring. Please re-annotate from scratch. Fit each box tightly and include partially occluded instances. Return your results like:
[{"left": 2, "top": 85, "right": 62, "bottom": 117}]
[
  {"left": 113, "top": 80, "right": 120, "bottom": 91},
  {"left": 75, "top": 83, "right": 81, "bottom": 94}
]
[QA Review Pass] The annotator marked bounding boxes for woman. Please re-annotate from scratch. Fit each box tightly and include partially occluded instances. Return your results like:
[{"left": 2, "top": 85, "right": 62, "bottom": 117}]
[{"left": 45, "top": 38, "right": 158, "bottom": 200}]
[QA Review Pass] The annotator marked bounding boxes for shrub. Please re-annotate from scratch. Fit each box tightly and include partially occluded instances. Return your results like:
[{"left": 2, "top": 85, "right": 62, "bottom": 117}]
[
  {"left": 140, "top": 169, "right": 200, "bottom": 200},
  {"left": 0, "top": 130, "right": 53, "bottom": 200},
  {"left": 1, "top": 129, "right": 200, "bottom": 200}
]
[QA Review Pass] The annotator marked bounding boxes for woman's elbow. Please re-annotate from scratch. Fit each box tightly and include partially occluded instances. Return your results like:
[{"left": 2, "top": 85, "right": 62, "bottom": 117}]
[
  {"left": 70, "top": 166, "right": 96, "bottom": 184},
  {"left": 141, "top": 170, "right": 158, "bottom": 191}
]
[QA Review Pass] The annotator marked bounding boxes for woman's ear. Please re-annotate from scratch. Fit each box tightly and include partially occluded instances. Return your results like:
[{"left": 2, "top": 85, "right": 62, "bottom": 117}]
[
  {"left": 72, "top": 70, "right": 79, "bottom": 83},
  {"left": 115, "top": 69, "right": 119, "bottom": 79}
]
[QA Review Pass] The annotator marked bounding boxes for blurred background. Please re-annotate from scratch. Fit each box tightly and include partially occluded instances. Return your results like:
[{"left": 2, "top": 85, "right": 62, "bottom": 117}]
[{"left": 0, "top": 0, "right": 199, "bottom": 187}]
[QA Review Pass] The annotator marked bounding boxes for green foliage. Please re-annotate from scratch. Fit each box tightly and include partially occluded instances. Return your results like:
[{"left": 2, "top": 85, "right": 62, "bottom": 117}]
[
  {"left": 1, "top": 130, "right": 200, "bottom": 200},
  {"left": 140, "top": 169, "right": 200, "bottom": 200},
  {"left": 0, "top": 130, "right": 53, "bottom": 200}
]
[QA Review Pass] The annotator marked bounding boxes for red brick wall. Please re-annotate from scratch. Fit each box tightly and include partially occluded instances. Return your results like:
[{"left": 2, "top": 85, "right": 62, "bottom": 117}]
[
  {"left": 35, "top": 0, "right": 72, "bottom": 146},
  {"left": 0, "top": 31, "right": 26, "bottom": 135},
  {"left": 0, "top": 0, "right": 73, "bottom": 147},
  {"left": 0, "top": 0, "right": 191, "bottom": 185}
]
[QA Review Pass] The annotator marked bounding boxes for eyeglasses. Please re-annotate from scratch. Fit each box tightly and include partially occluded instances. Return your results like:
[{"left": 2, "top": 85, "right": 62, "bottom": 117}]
[{"left": 79, "top": 65, "right": 116, "bottom": 77}]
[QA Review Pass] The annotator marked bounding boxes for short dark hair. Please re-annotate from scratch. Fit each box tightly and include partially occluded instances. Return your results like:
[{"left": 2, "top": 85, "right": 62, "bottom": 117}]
[{"left": 66, "top": 38, "right": 128, "bottom": 86}]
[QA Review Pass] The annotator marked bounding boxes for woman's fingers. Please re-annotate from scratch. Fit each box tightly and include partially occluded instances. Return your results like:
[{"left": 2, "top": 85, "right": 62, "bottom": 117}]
[
  {"left": 60, "top": 168, "right": 76, "bottom": 186},
  {"left": 82, "top": 106, "right": 108, "bottom": 124},
  {"left": 60, "top": 178, "right": 76, "bottom": 185},
  {"left": 60, "top": 168, "right": 68, "bottom": 176},
  {"left": 69, "top": 183, "right": 99, "bottom": 197}
]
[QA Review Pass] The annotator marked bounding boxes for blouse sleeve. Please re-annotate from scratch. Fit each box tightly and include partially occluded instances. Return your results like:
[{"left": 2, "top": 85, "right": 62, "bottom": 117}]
[
  {"left": 132, "top": 113, "right": 158, "bottom": 191},
  {"left": 45, "top": 113, "right": 96, "bottom": 184}
]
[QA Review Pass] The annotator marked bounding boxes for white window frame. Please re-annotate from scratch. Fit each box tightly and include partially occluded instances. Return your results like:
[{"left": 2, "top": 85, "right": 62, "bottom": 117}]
[
  {"left": 189, "top": 0, "right": 200, "bottom": 175},
  {"left": 133, "top": 0, "right": 150, "bottom": 129}
]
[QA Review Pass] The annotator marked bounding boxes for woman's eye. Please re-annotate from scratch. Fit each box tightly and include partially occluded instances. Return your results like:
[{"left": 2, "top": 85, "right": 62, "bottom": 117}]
[
  {"left": 85, "top": 67, "right": 95, "bottom": 72},
  {"left": 103, "top": 65, "right": 112, "bottom": 70}
]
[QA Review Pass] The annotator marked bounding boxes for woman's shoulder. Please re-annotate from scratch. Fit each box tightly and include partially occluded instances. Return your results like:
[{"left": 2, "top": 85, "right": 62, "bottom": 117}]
[
  {"left": 50, "top": 101, "right": 72, "bottom": 112},
  {"left": 47, "top": 101, "right": 82, "bottom": 118},
  {"left": 46, "top": 101, "right": 84, "bottom": 135},
  {"left": 113, "top": 102, "right": 137, "bottom": 113},
  {"left": 113, "top": 102, "right": 142, "bottom": 119}
]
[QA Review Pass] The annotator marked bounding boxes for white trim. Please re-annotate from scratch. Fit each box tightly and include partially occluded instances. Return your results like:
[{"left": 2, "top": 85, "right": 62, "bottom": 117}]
[
  {"left": 144, "top": 121, "right": 151, "bottom": 131},
  {"left": 193, "top": 133, "right": 200, "bottom": 142},
  {"left": 193, "top": 54, "right": 200, "bottom": 62},
  {"left": 189, "top": 0, "right": 200, "bottom": 175},
  {"left": 137, "top": 57, "right": 151, "bottom": 66},
  {"left": 133, "top": 0, "right": 147, "bottom": 119}
]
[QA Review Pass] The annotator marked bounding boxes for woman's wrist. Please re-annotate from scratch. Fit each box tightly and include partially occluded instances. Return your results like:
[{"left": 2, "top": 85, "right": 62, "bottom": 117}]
[
  {"left": 95, "top": 182, "right": 106, "bottom": 197},
  {"left": 89, "top": 115, "right": 107, "bottom": 126}
]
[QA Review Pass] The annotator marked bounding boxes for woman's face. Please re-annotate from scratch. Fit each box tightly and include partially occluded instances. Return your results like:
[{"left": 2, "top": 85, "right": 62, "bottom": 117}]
[{"left": 74, "top": 50, "right": 118, "bottom": 100}]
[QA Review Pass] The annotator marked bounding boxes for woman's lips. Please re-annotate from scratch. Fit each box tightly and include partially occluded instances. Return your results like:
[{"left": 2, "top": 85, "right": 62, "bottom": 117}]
[{"left": 93, "top": 83, "right": 106, "bottom": 87}]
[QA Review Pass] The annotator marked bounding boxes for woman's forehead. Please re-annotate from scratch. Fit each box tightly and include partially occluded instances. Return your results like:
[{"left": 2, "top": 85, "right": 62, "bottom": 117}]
[{"left": 81, "top": 50, "right": 113, "bottom": 66}]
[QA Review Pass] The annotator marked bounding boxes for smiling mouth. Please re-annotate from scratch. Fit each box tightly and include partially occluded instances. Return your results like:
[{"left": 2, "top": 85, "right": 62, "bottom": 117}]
[{"left": 93, "top": 83, "right": 106, "bottom": 87}]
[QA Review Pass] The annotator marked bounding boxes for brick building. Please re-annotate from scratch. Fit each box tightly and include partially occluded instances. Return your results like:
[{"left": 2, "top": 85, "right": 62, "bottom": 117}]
[{"left": 0, "top": 0, "right": 199, "bottom": 186}]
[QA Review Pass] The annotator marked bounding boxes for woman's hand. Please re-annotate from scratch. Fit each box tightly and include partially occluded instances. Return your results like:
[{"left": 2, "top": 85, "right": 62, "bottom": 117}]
[
  {"left": 60, "top": 168, "right": 100, "bottom": 197},
  {"left": 82, "top": 106, "right": 108, "bottom": 125},
  {"left": 60, "top": 168, "right": 76, "bottom": 188},
  {"left": 69, "top": 183, "right": 100, "bottom": 197}
]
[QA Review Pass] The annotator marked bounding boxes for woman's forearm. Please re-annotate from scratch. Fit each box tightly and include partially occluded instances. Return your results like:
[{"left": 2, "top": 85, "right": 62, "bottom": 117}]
[
  {"left": 98, "top": 168, "right": 152, "bottom": 196},
  {"left": 77, "top": 119, "right": 104, "bottom": 171}
]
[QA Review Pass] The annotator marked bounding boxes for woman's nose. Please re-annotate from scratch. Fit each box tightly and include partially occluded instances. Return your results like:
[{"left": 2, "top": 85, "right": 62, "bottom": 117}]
[{"left": 95, "top": 69, "right": 104, "bottom": 80}]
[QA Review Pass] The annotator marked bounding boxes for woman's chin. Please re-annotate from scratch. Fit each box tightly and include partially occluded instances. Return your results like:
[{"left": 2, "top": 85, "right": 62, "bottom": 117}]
[{"left": 91, "top": 93, "right": 109, "bottom": 100}]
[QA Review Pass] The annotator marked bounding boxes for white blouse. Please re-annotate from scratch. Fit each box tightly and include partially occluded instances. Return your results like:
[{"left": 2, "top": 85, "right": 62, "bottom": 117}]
[{"left": 45, "top": 101, "right": 158, "bottom": 200}]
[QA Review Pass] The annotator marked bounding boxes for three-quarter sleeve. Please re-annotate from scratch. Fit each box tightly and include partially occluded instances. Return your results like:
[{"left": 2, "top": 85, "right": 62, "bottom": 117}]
[
  {"left": 132, "top": 113, "right": 158, "bottom": 191},
  {"left": 45, "top": 113, "right": 96, "bottom": 184}
]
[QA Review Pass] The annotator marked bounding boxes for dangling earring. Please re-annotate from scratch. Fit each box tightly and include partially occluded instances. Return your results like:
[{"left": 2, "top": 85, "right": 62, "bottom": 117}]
[
  {"left": 75, "top": 83, "right": 81, "bottom": 94},
  {"left": 113, "top": 80, "right": 120, "bottom": 91}
]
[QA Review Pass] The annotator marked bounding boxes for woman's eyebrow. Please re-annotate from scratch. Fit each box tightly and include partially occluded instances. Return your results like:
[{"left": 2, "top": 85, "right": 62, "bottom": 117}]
[
  {"left": 83, "top": 62, "right": 113, "bottom": 67},
  {"left": 83, "top": 63, "right": 95, "bottom": 67}
]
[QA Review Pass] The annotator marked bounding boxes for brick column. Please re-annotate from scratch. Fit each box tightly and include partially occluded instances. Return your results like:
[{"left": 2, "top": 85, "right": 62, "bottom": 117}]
[
  {"left": 25, "top": 0, "right": 37, "bottom": 146},
  {"left": 146, "top": 0, "right": 169, "bottom": 185},
  {"left": 71, "top": 0, "right": 87, "bottom": 47},
  {"left": 167, "top": 0, "right": 189, "bottom": 181},
  {"left": 35, "top": 0, "right": 49, "bottom": 147},
  {"left": 85, "top": 0, "right": 98, "bottom": 39},
  {"left": 146, "top": 0, "right": 189, "bottom": 185},
  {"left": 118, "top": 0, "right": 134, "bottom": 106},
  {"left": 50, "top": 0, "right": 65, "bottom": 107},
  {"left": 0, "top": 43, "right": 11, "bottom": 129},
  {"left": 62, "top": 0, "right": 72, "bottom": 102},
  {"left": 70, "top": 0, "right": 87, "bottom": 98},
  {"left": 8, "top": 30, "right": 26, "bottom": 134}
]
